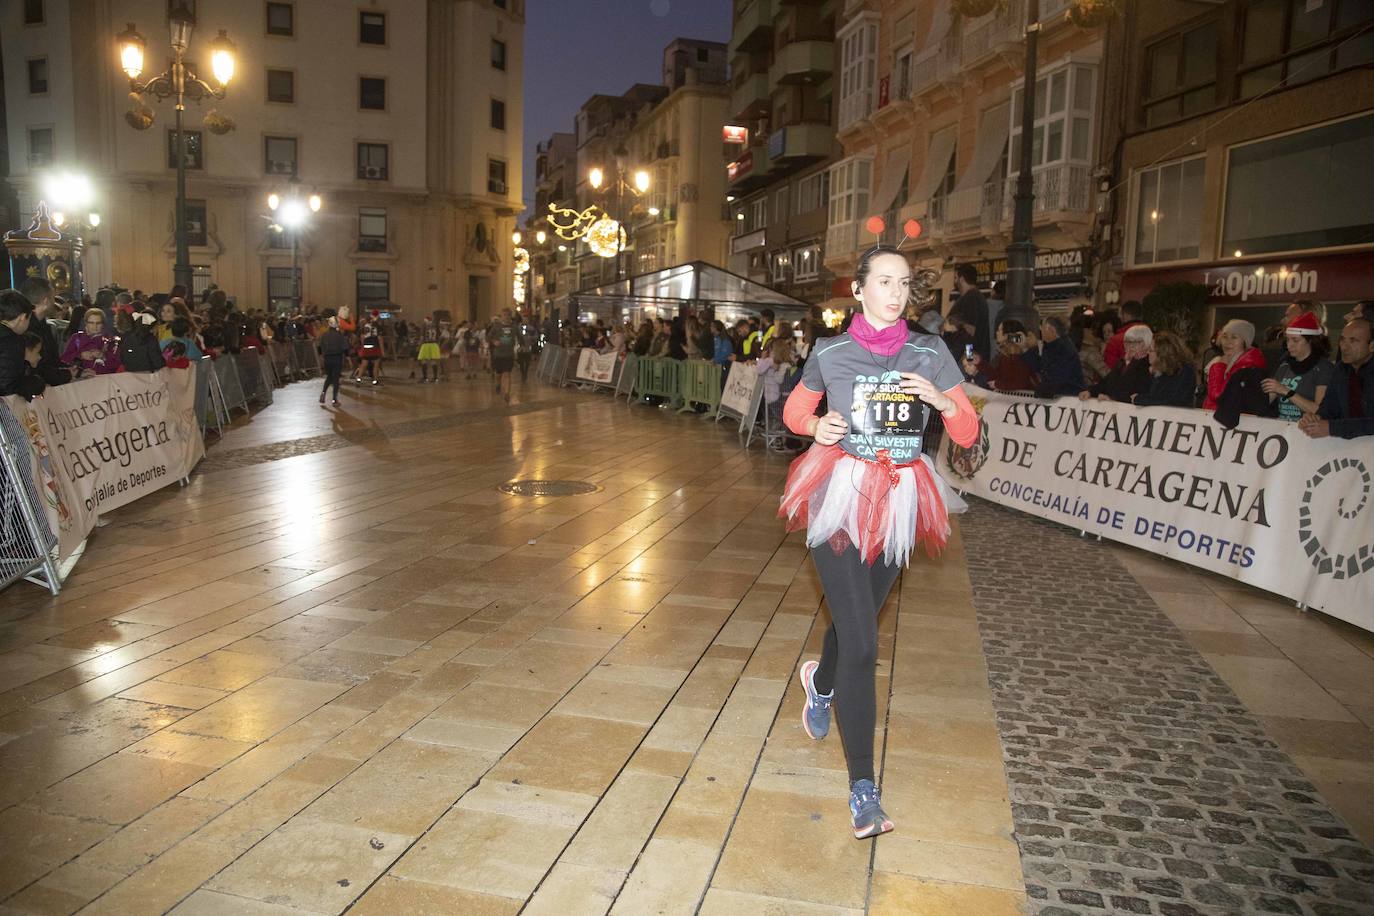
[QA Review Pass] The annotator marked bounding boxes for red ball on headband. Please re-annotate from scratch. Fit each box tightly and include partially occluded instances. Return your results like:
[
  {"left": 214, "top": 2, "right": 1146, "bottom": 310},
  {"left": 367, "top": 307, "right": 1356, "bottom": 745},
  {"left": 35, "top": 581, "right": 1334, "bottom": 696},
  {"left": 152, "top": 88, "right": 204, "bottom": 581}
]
[
  {"left": 865, "top": 215, "right": 886, "bottom": 236},
  {"left": 904, "top": 219, "right": 923, "bottom": 239}
]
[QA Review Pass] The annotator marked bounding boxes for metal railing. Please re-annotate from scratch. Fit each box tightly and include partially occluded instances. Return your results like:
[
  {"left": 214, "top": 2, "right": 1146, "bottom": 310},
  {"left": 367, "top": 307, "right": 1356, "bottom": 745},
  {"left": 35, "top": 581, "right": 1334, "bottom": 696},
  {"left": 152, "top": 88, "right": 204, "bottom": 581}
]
[
  {"left": 1003, "top": 163, "right": 1094, "bottom": 218},
  {"left": 825, "top": 221, "right": 858, "bottom": 259}
]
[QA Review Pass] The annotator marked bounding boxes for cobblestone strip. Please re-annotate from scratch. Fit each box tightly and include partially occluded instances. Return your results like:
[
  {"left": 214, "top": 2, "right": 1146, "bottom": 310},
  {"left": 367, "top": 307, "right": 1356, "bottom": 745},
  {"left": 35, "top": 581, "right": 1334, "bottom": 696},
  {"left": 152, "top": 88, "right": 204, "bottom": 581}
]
[{"left": 961, "top": 500, "right": 1374, "bottom": 916}]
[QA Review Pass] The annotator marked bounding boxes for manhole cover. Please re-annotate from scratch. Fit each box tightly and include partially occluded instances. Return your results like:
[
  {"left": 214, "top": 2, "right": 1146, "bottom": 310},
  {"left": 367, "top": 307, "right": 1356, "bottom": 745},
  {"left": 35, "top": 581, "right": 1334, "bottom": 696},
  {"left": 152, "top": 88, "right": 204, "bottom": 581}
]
[{"left": 499, "top": 479, "right": 602, "bottom": 497}]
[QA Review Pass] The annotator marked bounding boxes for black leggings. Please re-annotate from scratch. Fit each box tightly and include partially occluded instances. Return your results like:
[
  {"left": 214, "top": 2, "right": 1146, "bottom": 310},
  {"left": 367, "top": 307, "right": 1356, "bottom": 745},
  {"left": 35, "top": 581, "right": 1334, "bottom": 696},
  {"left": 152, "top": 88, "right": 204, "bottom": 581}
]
[
  {"left": 322, "top": 355, "right": 343, "bottom": 399},
  {"left": 811, "top": 544, "right": 902, "bottom": 784}
]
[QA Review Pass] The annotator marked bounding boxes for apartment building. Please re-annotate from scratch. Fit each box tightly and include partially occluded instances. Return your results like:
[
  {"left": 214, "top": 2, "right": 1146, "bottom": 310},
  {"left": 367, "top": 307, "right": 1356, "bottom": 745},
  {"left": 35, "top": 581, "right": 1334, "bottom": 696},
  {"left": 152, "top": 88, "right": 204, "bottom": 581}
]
[
  {"left": 2, "top": 0, "right": 525, "bottom": 323},
  {"left": 1104, "top": 0, "right": 1374, "bottom": 337},
  {"left": 826, "top": 0, "right": 1107, "bottom": 314},
  {"left": 725, "top": 0, "right": 841, "bottom": 308}
]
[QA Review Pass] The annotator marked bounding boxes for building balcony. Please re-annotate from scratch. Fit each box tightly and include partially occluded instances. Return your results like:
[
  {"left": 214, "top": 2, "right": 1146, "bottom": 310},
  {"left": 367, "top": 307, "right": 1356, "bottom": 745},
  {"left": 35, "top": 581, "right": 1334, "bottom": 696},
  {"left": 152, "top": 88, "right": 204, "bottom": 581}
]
[
  {"left": 925, "top": 182, "right": 1008, "bottom": 239},
  {"left": 770, "top": 39, "right": 834, "bottom": 85},
  {"left": 729, "top": 0, "right": 775, "bottom": 54},
  {"left": 914, "top": 164, "right": 1093, "bottom": 241},
  {"left": 727, "top": 145, "right": 773, "bottom": 193},
  {"left": 825, "top": 221, "right": 859, "bottom": 264},
  {"left": 768, "top": 122, "right": 834, "bottom": 164},
  {"left": 730, "top": 71, "right": 771, "bottom": 120}
]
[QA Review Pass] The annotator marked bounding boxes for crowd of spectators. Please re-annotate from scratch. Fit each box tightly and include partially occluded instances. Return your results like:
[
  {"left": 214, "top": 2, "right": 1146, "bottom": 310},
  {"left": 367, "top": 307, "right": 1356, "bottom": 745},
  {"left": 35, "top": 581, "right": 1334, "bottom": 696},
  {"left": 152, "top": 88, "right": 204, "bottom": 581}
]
[{"left": 957, "top": 284, "right": 1373, "bottom": 440}]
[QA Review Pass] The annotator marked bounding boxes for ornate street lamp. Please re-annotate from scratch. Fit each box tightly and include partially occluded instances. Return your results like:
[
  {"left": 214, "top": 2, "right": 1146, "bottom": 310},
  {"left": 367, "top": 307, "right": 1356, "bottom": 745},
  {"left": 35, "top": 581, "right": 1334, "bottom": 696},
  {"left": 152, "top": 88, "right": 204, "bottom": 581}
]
[
  {"left": 267, "top": 185, "right": 322, "bottom": 310},
  {"left": 117, "top": 4, "right": 237, "bottom": 294}
]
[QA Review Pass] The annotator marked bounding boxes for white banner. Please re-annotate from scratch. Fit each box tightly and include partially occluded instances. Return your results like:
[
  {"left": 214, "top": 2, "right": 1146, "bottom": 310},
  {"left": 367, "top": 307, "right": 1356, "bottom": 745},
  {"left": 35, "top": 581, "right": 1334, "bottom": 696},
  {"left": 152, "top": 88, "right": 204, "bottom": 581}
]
[
  {"left": 575, "top": 348, "right": 617, "bottom": 384},
  {"left": 938, "top": 387, "right": 1374, "bottom": 632},
  {"left": 4, "top": 369, "right": 205, "bottom": 561},
  {"left": 719, "top": 361, "right": 759, "bottom": 420}
]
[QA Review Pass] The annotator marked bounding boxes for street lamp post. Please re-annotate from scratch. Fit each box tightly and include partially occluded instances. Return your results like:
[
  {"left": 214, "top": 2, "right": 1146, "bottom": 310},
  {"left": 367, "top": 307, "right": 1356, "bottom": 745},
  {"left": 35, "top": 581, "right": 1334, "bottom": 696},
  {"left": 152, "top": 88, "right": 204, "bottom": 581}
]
[
  {"left": 267, "top": 186, "right": 322, "bottom": 311},
  {"left": 1005, "top": 0, "right": 1041, "bottom": 327},
  {"left": 117, "top": 4, "right": 236, "bottom": 295},
  {"left": 588, "top": 149, "right": 651, "bottom": 282}
]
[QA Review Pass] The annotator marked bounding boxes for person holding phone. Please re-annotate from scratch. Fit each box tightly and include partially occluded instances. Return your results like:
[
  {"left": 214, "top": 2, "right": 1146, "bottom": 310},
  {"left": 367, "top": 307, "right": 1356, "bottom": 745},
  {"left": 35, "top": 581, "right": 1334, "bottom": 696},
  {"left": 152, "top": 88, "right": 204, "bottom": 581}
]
[{"left": 777, "top": 246, "right": 980, "bottom": 840}]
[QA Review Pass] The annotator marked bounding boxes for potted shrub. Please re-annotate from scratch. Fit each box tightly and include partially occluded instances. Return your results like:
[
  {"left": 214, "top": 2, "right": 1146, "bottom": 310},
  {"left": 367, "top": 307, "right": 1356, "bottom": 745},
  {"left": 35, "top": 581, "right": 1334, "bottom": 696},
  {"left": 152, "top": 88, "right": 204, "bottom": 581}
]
[{"left": 1067, "top": 0, "right": 1119, "bottom": 29}]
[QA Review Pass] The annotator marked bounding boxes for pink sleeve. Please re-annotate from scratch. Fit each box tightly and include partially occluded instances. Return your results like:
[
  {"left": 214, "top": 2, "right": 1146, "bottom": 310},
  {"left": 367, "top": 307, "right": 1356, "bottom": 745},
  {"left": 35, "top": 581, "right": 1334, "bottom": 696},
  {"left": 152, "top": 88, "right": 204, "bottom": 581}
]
[
  {"left": 783, "top": 384, "right": 824, "bottom": 435},
  {"left": 942, "top": 385, "right": 980, "bottom": 448}
]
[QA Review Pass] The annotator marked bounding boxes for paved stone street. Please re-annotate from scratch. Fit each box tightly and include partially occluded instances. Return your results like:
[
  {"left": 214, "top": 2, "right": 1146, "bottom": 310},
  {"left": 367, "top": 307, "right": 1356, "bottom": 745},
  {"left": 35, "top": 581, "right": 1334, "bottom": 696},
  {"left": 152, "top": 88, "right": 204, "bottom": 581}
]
[
  {"left": 964, "top": 504, "right": 1374, "bottom": 915},
  {"left": 0, "top": 374, "right": 1371, "bottom": 914}
]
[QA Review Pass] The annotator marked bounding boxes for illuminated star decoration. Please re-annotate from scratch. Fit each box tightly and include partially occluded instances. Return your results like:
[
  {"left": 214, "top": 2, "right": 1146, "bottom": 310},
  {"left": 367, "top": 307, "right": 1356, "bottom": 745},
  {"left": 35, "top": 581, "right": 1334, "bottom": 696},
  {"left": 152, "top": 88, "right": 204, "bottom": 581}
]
[
  {"left": 585, "top": 217, "right": 627, "bottom": 259},
  {"left": 546, "top": 202, "right": 604, "bottom": 241}
]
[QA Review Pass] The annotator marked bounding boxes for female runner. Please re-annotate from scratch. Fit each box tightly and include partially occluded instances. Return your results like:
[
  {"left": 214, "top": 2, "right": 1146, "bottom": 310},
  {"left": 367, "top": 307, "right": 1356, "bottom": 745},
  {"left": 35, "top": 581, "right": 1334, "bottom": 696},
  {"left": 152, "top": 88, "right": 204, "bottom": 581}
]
[{"left": 779, "top": 245, "right": 980, "bottom": 839}]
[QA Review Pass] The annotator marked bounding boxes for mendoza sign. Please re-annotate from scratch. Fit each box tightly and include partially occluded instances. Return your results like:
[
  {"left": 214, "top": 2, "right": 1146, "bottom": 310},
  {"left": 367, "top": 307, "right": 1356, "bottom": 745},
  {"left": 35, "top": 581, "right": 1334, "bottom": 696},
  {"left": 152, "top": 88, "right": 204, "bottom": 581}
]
[
  {"left": 939, "top": 387, "right": 1374, "bottom": 633},
  {"left": 575, "top": 348, "right": 617, "bottom": 385},
  {"left": 4, "top": 368, "right": 204, "bottom": 561}
]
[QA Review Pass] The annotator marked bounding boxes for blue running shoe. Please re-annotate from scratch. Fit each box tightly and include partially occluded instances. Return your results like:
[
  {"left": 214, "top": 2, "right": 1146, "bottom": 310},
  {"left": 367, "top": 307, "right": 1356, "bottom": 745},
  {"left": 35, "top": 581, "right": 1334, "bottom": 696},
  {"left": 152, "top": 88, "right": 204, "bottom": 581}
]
[
  {"left": 849, "top": 779, "right": 893, "bottom": 839},
  {"left": 798, "top": 660, "right": 832, "bottom": 740}
]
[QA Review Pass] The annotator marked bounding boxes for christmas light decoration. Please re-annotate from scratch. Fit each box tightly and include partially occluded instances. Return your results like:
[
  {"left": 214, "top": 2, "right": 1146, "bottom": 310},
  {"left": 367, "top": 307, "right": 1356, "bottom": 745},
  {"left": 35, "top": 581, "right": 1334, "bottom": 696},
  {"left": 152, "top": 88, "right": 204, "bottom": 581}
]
[{"left": 585, "top": 217, "right": 627, "bottom": 259}]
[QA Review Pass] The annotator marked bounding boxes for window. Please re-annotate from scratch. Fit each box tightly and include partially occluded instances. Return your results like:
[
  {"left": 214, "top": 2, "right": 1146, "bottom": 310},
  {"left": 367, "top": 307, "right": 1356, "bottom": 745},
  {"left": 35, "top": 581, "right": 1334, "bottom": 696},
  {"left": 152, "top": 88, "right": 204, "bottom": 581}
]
[
  {"left": 793, "top": 243, "right": 822, "bottom": 281},
  {"left": 266, "top": 68, "right": 294, "bottom": 103},
  {"left": 1009, "top": 63, "right": 1097, "bottom": 174},
  {"left": 357, "top": 270, "right": 390, "bottom": 307},
  {"left": 488, "top": 158, "right": 508, "bottom": 194},
  {"left": 1238, "top": 0, "right": 1374, "bottom": 99},
  {"left": 266, "top": 1, "right": 293, "bottom": 36},
  {"left": 267, "top": 224, "right": 291, "bottom": 249},
  {"left": 771, "top": 251, "right": 790, "bottom": 284},
  {"left": 168, "top": 129, "right": 204, "bottom": 169},
  {"left": 774, "top": 187, "right": 789, "bottom": 224},
  {"left": 28, "top": 128, "right": 54, "bottom": 167},
  {"left": 697, "top": 47, "right": 709, "bottom": 63},
  {"left": 838, "top": 17, "right": 878, "bottom": 130},
  {"left": 827, "top": 156, "right": 873, "bottom": 227},
  {"left": 894, "top": 44, "right": 914, "bottom": 101},
  {"left": 359, "top": 208, "right": 387, "bottom": 251},
  {"left": 491, "top": 98, "right": 506, "bottom": 130},
  {"left": 930, "top": 142, "right": 957, "bottom": 218},
  {"left": 1132, "top": 157, "right": 1205, "bottom": 266},
  {"left": 357, "top": 143, "right": 389, "bottom": 180},
  {"left": 1143, "top": 22, "right": 1218, "bottom": 127},
  {"left": 268, "top": 266, "right": 301, "bottom": 310},
  {"left": 24, "top": 0, "right": 44, "bottom": 25},
  {"left": 359, "top": 11, "right": 386, "bottom": 44},
  {"left": 751, "top": 197, "right": 768, "bottom": 231},
  {"left": 28, "top": 59, "right": 48, "bottom": 94},
  {"left": 494, "top": 0, "right": 507, "bottom": 8},
  {"left": 264, "top": 135, "right": 297, "bottom": 176},
  {"left": 1222, "top": 113, "right": 1374, "bottom": 256},
  {"left": 359, "top": 77, "right": 386, "bottom": 110},
  {"left": 492, "top": 38, "right": 507, "bottom": 70},
  {"left": 184, "top": 199, "right": 208, "bottom": 247},
  {"left": 795, "top": 170, "right": 830, "bottom": 214}
]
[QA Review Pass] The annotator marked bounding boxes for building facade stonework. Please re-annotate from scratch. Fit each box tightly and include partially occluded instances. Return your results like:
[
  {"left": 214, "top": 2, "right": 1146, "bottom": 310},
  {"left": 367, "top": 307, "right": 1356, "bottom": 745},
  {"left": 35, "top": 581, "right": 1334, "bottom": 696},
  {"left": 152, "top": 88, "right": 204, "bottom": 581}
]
[{"left": 2, "top": 0, "right": 525, "bottom": 324}]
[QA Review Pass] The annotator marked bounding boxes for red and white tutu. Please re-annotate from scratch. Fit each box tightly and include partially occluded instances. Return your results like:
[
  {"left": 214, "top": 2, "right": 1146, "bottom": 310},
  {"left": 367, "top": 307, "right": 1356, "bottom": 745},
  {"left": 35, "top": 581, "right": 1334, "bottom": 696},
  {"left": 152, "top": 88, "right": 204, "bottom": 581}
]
[{"left": 778, "top": 443, "right": 967, "bottom": 567}]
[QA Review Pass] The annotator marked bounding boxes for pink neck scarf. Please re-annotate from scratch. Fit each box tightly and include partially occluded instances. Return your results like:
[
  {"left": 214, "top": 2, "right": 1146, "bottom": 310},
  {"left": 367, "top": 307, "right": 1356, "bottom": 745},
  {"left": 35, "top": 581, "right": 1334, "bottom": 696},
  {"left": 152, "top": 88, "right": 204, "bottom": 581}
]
[{"left": 849, "top": 312, "right": 908, "bottom": 356}]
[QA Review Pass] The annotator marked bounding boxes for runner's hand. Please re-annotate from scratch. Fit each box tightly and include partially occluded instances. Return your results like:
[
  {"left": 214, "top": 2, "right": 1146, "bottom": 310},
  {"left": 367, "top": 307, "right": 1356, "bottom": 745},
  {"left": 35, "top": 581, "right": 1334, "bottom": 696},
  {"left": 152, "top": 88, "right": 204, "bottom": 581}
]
[
  {"left": 812, "top": 410, "right": 847, "bottom": 445},
  {"left": 899, "top": 372, "right": 955, "bottom": 413}
]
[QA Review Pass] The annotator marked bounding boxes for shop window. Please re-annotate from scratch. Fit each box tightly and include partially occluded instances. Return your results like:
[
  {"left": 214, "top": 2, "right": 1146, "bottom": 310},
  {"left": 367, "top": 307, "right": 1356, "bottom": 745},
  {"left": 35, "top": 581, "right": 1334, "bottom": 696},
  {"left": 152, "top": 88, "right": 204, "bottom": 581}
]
[
  {"left": 265, "top": 135, "right": 297, "bottom": 176},
  {"left": 1143, "top": 21, "right": 1219, "bottom": 127},
  {"left": 1132, "top": 156, "right": 1205, "bottom": 266},
  {"left": 266, "top": 2, "right": 293, "bottom": 36},
  {"left": 1222, "top": 112, "right": 1374, "bottom": 256},
  {"left": 357, "top": 143, "right": 389, "bottom": 180},
  {"left": 359, "top": 11, "right": 386, "bottom": 45},
  {"left": 1238, "top": 0, "right": 1374, "bottom": 99},
  {"left": 267, "top": 68, "right": 294, "bottom": 103},
  {"left": 169, "top": 128, "right": 204, "bottom": 169},
  {"left": 359, "top": 208, "right": 387, "bottom": 251}
]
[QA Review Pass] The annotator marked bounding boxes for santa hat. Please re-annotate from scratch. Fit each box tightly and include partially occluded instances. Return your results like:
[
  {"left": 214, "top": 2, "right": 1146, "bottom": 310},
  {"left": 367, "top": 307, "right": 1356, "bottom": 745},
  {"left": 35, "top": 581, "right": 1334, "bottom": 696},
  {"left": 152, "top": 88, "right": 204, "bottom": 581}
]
[{"left": 1286, "top": 311, "right": 1322, "bottom": 336}]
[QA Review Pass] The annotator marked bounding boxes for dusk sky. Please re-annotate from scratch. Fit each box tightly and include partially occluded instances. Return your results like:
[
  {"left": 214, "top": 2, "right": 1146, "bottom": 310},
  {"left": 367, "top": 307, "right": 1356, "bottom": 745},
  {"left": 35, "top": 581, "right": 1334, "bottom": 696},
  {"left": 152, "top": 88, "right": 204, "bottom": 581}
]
[{"left": 521, "top": 0, "right": 733, "bottom": 210}]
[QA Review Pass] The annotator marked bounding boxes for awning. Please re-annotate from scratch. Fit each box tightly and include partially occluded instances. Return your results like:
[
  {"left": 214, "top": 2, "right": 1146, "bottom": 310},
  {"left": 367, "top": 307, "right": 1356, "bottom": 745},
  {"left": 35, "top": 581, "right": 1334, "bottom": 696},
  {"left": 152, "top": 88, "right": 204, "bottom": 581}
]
[
  {"left": 918, "top": 1, "right": 952, "bottom": 54},
  {"left": 908, "top": 126, "right": 958, "bottom": 205},
  {"left": 953, "top": 102, "right": 1011, "bottom": 194},
  {"left": 872, "top": 144, "right": 912, "bottom": 215}
]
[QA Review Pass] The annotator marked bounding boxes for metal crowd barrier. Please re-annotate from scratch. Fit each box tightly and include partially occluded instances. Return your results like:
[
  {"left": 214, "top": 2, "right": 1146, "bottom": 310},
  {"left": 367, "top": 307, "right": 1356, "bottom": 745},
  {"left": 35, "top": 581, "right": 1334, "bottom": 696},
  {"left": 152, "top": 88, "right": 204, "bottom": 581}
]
[
  {"left": 271, "top": 340, "right": 297, "bottom": 382},
  {"left": 291, "top": 339, "right": 321, "bottom": 377},
  {"left": 193, "top": 356, "right": 219, "bottom": 435},
  {"left": 676, "top": 359, "right": 723, "bottom": 414},
  {"left": 633, "top": 357, "right": 683, "bottom": 408},
  {"left": 0, "top": 399, "right": 61, "bottom": 595},
  {"left": 212, "top": 355, "right": 250, "bottom": 416},
  {"left": 534, "top": 347, "right": 554, "bottom": 381},
  {"left": 616, "top": 353, "right": 639, "bottom": 402}
]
